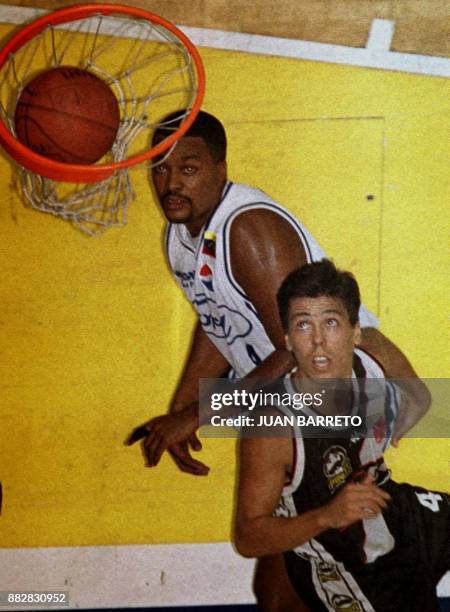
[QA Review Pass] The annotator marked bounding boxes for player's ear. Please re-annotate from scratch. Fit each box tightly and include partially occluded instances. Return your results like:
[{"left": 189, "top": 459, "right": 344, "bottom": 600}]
[
  {"left": 353, "top": 322, "right": 362, "bottom": 346},
  {"left": 217, "top": 160, "right": 227, "bottom": 181},
  {"left": 285, "top": 333, "right": 292, "bottom": 352}
]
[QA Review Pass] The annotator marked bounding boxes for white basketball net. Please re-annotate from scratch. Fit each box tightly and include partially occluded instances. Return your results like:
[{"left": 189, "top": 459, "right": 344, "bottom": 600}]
[{"left": 0, "top": 9, "right": 200, "bottom": 235}]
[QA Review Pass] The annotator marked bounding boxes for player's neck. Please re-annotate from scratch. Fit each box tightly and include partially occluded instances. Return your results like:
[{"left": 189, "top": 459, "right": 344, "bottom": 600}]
[{"left": 292, "top": 374, "right": 354, "bottom": 416}]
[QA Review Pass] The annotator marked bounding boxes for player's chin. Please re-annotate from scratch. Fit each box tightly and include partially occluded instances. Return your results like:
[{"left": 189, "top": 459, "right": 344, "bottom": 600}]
[
  {"left": 306, "top": 368, "right": 337, "bottom": 381},
  {"left": 162, "top": 207, "right": 191, "bottom": 223}
]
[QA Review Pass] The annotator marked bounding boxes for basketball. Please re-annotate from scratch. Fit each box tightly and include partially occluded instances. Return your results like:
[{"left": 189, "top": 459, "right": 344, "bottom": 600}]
[{"left": 14, "top": 66, "right": 120, "bottom": 165}]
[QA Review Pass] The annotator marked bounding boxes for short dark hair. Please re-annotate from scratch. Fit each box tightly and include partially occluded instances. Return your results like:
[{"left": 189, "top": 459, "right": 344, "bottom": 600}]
[
  {"left": 277, "top": 259, "right": 360, "bottom": 331},
  {"left": 152, "top": 110, "right": 227, "bottom": 163}
]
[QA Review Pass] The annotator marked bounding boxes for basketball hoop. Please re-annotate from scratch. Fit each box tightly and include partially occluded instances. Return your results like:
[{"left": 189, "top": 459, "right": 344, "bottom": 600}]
[{"left": 0, "top": 4, "right": 205, "bottom": 234}]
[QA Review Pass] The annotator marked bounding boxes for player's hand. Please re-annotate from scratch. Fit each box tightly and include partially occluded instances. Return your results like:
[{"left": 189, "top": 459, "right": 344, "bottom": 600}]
[
  {"left": 321, "top": 474, "right": 391, "bottom": 530},
  {"left": 126, "top": 404, "right": 206, "bottom": 470},
  {"left": 167, "top": 402, "right": 205, "bottom": 457},
  {"left": 168, "top": 441, "right": 209, "bottom": 476}
]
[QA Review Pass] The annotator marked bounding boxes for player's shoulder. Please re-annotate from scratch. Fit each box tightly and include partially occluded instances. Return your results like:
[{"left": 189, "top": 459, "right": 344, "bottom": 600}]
[
  {"left": 219, "top": 182, "right": 304, "bottom": 248},
  {"left": 231, "top": 206, "right": 293, "bottom": 237},
  {"left": 224, "top": 182, "right": 287, "bottom": 219},
  {"left": 228, "top": 199, "right": 296, "bottom": 246},
  {"left": 208, "top": 181, "right": 279, "bottom": 233},
  {"left": 354, "top": 347, "right": 386, "bottom": 378},
  {"left": 226, "top": 181, "right": 274, "bottom": 203}
]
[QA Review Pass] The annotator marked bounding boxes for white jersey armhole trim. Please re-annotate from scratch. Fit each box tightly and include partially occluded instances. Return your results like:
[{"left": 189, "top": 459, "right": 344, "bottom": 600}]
[
  {"left": 354, "top": 347, "right": 385, "bottom": 378},
  {"left": 281, "top": 373, "right": 306, "bottom": 496},
  {"left": 222, "top": 201, "right": 315, "bottom": 305},
  {"left": 165, "top": 224, "right": 174, "bottom": 270}
]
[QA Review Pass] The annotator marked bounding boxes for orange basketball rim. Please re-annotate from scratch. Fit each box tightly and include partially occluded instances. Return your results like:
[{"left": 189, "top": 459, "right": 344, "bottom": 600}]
[{"left": 0, "top": 3, "right": 205, "bottom": 183}]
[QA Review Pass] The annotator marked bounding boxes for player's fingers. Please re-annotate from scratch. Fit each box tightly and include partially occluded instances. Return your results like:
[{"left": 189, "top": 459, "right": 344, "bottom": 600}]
[
  {"left": 355, "top": 478, "right": 391, "bottom": 502},
  {"left": 179, "top": 465, "right": 209, "bottom": 476},
  {"left": 151, "top": 435, "right": 170, "bottom": 467},
  {"left": 142, "top": 440, "right": 155, "bottom": 466},
  {"left": 143, "top": 430, "right": 164, "bottom": 466},
  {"left": 343, "top": 495, "right": 383, "bottom": 519},
  {"left": 346, "top": 487, "right": 390, "bottom": 512},
  {"left": 359, "top": 503, "right": 382, "bottom": 518},
  {"left": 361, "top": 490, "right": 390, "bottom": 511},
  {"left": 355, "top": 509, "right": 378, "bottom": 520},
  {"left": 170, "top": 442, "right": 204, "bottom": 465},
  {"left": 172, "top": 454, "right": 209, "bottom": 476},
  {"left": 188, "top": 432, "right": 202, "bottom": 451},
  {"left": 125, "top": 423, "right": 150, "bottom": 445},
  {"left": 372, "top": 487, "right": 391, "bottom": 503},
  {"left": 145, "top": 440, "right": 160, "bottom": 467},
  {"left": 170, "top": 443, "right": 209, "bottom": 475}
]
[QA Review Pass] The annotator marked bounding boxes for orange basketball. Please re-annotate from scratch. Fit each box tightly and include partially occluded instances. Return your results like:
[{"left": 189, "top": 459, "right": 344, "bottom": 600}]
[{"left": 14, "top": 66, "right": 120, "bottom": 165}]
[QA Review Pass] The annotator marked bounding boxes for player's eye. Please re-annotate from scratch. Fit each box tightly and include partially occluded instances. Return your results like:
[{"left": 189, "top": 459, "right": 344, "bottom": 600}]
[
  {"left": 153, "top": 163, "right": 167, "bottom": 174},
  {"left": 183, "top": 165, "right": 198, "bottom": 175},
  {"left": 326, "top": 318, "right": 338, "bottom": 327},
  {"left": 296, "top": 320, "right": 310, "bottom": 330}
]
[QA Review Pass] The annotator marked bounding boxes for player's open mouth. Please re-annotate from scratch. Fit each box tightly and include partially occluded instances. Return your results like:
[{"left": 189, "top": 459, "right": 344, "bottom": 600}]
[
  {"left": 164, "top": 195, "right": 190, "bottom": 210},
  {"left": 312, "top": 356, "right": 330, "bottom": 370}
]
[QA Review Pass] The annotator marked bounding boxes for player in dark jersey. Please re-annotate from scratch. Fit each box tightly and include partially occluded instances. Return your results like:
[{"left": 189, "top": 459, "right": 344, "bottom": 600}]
[{"left": 234, "top": 259, "right": 449, "bottom": 612}]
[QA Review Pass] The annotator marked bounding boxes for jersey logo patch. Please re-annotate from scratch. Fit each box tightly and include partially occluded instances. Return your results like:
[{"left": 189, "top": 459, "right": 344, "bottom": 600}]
[
  {"left": 198, "top": 304, "right": 253, "bottom": 345},
  {"left": 174, "top": 269, "right": 195, "bottom": 288},
  {"left": 330, "top": 594, "right": 363, "bottom": 611},
  {"left": 199, "top": 263, "right": 214, "bottom": 291},
  {"left": 202, "top": 231, "right": 216, "bottom": 258},
  {"left": 323, "top": 445, "right": 352, "bottom": 493},
  {"left": 317, "top": 561, "right": 340, "bottom": 583}
]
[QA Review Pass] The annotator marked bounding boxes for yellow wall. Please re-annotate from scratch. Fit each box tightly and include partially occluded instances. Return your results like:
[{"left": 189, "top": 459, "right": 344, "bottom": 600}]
[{"left": 0, "top": 25, "right": 449, "bottom": 547}]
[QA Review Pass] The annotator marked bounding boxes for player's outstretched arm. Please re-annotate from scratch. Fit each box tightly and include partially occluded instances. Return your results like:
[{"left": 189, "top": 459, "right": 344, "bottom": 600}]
[
  {"left": 169, "top": 322, "right": 231, "bottom": 413},
  {"left": 126, "top": 321, "right": 230, "bottom": 474},
  {"left": 234, "top": 437, "right": 391, "bottom": 558},
  {"left": 128, "top": 209, "right": 308, "bottom": 473},
  {"left": 359, "top": 328, "right": 431, "bottom": 445}
]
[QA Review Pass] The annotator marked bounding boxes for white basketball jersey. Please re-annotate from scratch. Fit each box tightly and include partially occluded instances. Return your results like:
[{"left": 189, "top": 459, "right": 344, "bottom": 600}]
[{"left": 166, "top": 181, "right": 377, "bottom": 378}]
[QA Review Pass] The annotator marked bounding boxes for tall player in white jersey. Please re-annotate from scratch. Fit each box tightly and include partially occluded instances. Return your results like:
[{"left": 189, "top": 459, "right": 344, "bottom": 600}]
[
  {"left": 127, "top": 111, "right": 429, "bottom": 612},
  {"left": 166, "top": 180, "right": 378, "bottom": 379}
]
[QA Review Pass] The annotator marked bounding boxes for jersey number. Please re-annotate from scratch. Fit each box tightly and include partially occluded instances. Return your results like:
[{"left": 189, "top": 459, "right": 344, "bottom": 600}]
[{"left": 415, "top": 491, "right": 443, "bottom": 512}]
